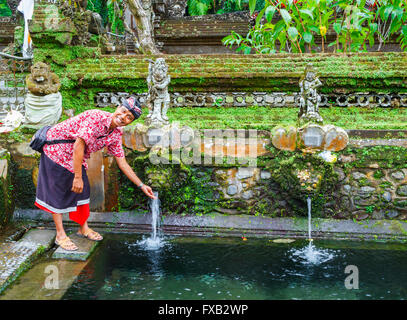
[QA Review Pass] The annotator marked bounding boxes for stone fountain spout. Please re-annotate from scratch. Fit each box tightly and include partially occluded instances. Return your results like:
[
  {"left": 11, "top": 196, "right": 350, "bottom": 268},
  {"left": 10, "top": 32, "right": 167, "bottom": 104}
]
[{"left": 270, "top": 63, "right": 349, "bottom": 201}]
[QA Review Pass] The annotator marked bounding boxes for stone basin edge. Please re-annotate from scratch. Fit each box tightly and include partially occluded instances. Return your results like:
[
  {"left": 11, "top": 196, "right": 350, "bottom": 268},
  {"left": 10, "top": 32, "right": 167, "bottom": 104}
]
[{"left": 14, "top": 209, "right": 407, "bottom": 242}]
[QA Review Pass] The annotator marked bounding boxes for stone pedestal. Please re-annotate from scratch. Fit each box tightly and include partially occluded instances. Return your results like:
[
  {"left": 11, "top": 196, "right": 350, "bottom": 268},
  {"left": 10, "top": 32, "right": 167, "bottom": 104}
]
[{"left": 24, "top": 92, "right": 62, "bottom": 126}]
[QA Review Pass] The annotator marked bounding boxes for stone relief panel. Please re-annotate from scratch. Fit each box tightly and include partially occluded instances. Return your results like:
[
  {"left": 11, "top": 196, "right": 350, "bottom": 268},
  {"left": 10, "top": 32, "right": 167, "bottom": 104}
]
[{"left": 95, "top": 91, "right": 407, "bottom": 108}]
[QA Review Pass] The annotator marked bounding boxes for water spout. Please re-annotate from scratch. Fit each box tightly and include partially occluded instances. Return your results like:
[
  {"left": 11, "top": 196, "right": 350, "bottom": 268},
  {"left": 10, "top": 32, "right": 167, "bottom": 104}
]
[
  {"left": 307, "top": 196, "right": 312, "bottom": 241},
  {"left": 290, "top": 196, "right": 334, "bottom": 265},
  {"left": 139, "top": 191, "right": 164, "bottom": 250},
  {"left": 150, "top": 191, "right": 161, "bottom": 241}
]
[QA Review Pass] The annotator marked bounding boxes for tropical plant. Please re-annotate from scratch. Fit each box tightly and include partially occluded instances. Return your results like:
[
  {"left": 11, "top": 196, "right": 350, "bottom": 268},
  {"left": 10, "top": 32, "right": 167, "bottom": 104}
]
[
  {"left": 87, "top": 0, "right": 109, "bottom": 25},
  {"left": 187, "top": 0, "right": 265, "bottom": 15},
  {"left": 0, "top": 0, "right": 12, "bottom": 17},
  {"left": 107, "top": 0, "right": 124, "bottom": 33},
  {"left": 223, "top": 0, "right": 407, "bottom": 54}
]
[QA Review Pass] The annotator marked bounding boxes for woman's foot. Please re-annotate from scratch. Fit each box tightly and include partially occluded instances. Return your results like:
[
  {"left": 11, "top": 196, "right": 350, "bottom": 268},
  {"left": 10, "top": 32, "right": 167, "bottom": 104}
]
[
  {"left": 77, "top": 227, "right": 103, "bottom": 241},
  {"left": 55, "top": 236, "right": 78, "bottom": 251}
]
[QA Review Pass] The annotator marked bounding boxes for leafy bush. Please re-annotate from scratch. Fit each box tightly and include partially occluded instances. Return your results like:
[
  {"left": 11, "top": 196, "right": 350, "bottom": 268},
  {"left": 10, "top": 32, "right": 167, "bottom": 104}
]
[
  {"left": 223, "top": 0, "right": 407, "bottom": 53},
  {"left": 0, "top": 0, "right": 12, "bottom": 17},
  {"left": 187, "top": 0, "right": 265, "bottom": 16}
]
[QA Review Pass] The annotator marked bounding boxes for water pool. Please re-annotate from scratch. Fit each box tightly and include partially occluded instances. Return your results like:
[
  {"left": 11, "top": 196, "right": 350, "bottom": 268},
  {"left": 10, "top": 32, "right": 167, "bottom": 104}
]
[{"left": 61, "top": 233, "right": 407, "bottom": 300}]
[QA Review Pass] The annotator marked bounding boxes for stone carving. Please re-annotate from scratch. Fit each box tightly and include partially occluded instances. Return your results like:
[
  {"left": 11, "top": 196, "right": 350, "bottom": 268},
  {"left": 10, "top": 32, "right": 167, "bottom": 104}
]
[
  {"left": 57, "top": 0, "right": 107, "bottom": 46},
  {"left": 298, "top": 63, "right": 323, "bottom": 124},
  {"left": 26, "top": 62, "right": 60, "bottom": 96},
  {"left": 164, "top": 0, "right": 187, "bottom": 18},
  {"left": 271, "top": 126, "right": 297, "bottom": 151},
  {"left": 145, "top": 58, "right": 171, "bottom": 126},
  {"left": 24, "top": 62, "right": 62, "bottom": 126},
  {"left": 95, "top": 91, "right": 407, "bottom": 108},
  {"left": 152, "top": 0, "right": 187, "bottom": 18},
  {"left": 6, "top": 0, "right": 20, "bottom": 22}
]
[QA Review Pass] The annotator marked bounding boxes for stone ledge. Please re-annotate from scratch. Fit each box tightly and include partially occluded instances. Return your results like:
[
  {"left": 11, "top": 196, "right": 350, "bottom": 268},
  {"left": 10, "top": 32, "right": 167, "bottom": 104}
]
[{"left": 14, "top": 209, "right": 407, "bottom": 242}]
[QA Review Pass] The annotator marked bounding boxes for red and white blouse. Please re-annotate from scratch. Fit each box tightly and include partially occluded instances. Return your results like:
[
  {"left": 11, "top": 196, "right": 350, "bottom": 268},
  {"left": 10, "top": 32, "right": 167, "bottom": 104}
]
[{"left": 43, "top": 109, "right": 125, "bottom": 173}]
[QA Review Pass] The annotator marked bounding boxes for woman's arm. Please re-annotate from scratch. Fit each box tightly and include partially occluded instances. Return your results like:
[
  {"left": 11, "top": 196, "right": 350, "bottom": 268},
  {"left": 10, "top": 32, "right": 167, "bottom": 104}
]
[
  {"left": 71, "top": 137, "right": 85, "bottom": 194},
  {"left": 115, "top": 156, "right": 157, "bottom": 199}
]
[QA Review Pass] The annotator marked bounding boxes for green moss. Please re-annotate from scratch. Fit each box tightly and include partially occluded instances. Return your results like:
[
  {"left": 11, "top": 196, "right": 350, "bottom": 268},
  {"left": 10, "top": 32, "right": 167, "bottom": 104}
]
[
  {"left": 0, "top": 244, "right": 47, "bottom": 295},
  {"left": 118, "top": 153, "right": 217, "bottom": 216},
  {"left": 342, "top": 146, "right": 407, "bottom": 169},
  {"left": 11, "top": 165, "right": 36, "bottom": 209},
  {"left": 373, "top": 169, "right": 385, "bottom": 179},
  {"left": 0, "top": 153, "right": 14, "bottom": 227}
]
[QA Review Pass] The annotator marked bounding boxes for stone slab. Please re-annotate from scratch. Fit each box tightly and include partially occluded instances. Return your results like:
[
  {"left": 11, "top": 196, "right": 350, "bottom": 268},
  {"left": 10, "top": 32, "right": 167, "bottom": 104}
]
[
  {"left": 52, "top": 233, "right": 100, "bottom": 261},
  {"left": 18, "top": 229, "right": 55, "bottom": 249},
  {"left": 0, "top": 259, "right": 90, "bottom": 300}
]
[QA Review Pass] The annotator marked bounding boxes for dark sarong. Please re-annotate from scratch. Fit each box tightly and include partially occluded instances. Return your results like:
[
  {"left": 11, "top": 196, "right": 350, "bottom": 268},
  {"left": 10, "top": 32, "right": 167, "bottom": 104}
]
[{"left": 35, "top": 152, "right": 90, "bottom": 225}]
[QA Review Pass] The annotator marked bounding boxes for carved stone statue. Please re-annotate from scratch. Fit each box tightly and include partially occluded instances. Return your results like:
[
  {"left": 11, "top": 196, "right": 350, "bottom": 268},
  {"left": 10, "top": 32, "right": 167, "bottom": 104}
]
[
  {"left": 298, "top": 63, "right": 323, "bottom": 124},
  {"left": 164, "top": 0, "right": 187, "bottom": 18},
  {"left": 6, "top": 0, "right": 20, "bottom": 22},
  {"left": 145, "top": 58, "right": 171, "bottom": 126},
  {"left": 24, "top": 62, "right": 62, "bottom": 127},
  {"left": 26, "top": 62, "right": 61, "bottom": 96}
]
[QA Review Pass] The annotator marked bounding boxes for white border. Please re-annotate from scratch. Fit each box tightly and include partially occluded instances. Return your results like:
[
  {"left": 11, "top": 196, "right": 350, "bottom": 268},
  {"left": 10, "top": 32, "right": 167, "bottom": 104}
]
[{"left": 35, "top": 197, "right": 90, "bottom": 214}]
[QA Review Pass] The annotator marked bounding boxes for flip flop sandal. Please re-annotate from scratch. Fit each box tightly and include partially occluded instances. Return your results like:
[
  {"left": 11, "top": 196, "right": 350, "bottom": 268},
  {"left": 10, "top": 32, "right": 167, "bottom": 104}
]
[
  {"left": 77, "top": 229, "right": 103, "bottom": 241},
  {"left": 55, "top": 236, "right": 78, "bottom": 251}
]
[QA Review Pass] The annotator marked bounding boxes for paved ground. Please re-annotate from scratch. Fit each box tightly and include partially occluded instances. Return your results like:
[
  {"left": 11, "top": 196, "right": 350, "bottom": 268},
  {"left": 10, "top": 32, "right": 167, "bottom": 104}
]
[
  {"left": 0, "top": 228, "right": 101, "bottom": 297},
  {"left": 0, "top": 229, "right": 55, "bottom": 294}
]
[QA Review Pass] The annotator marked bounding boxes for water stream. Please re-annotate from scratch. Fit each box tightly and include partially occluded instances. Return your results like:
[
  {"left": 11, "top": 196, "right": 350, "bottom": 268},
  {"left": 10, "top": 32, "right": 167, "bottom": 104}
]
[
  {"left": 307, "top": 196, "right": 312, "bottom": 241},
  {"left": 290, "top": 196, "right": 334, "bottom": 265},
  {"left": 138, "top": 191, "right": 164, "bottom": 250}
]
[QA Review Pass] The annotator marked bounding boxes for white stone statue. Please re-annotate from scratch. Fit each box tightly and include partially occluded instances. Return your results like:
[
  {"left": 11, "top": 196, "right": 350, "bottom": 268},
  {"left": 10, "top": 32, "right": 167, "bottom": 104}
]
[
  {"left": 145, "top": 58, "right": 171, "bottom": 126},
  {"left": 23, "top": 62, "right": 62, "bottom": 127},
  {"left": 298, "top": 63, "right": 323, "bottom": 124}
]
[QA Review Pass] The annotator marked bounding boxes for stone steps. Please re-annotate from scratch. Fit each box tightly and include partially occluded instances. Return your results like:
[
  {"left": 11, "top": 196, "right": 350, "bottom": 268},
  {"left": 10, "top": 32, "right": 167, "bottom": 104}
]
[{"left": 0, "top": 229, "right": 55, "bottom": 294}]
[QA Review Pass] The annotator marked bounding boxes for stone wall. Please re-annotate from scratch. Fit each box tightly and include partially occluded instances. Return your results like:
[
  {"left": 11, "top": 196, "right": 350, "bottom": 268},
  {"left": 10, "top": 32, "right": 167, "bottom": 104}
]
[{"left": 2, "top": 130, "right": 406, "bottom": 223}]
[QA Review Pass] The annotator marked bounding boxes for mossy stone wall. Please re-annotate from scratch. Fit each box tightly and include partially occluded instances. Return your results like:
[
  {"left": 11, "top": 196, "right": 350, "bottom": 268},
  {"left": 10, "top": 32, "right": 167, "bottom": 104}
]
[{"left": 0, "top": 150, "right": 15, "bottom": 227}]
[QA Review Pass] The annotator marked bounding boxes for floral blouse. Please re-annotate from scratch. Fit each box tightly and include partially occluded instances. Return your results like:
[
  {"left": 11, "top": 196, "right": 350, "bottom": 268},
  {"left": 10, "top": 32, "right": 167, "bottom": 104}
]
[{"left": 43, "top": 109, "right": 125, "bottom": 173}]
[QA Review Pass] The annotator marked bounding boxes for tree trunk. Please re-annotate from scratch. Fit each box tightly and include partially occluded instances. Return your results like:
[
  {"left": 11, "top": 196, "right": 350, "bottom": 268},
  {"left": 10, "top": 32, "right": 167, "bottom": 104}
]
[{"left": 126, "top": 0, "right": 160, "bottom": 54}]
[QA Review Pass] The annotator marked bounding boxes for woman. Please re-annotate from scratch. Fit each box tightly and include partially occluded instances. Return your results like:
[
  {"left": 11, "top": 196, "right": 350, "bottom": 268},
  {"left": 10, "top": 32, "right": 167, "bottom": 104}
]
[{"left": 35, "top": 97, "right": 156, "bottom": 251}]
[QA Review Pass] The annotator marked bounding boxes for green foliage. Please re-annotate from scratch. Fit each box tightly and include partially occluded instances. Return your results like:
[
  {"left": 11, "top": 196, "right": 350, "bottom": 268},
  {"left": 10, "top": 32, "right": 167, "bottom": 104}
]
[
  {"left": 342, "top": 145, "right": 407, "bottom": 169},
  {"left": 87, "top": 0, "right": 108, "bottom": 24},
  {"left": 0, "top": 0, "right": 11, "bottom": 17},
  {"left": 166, "top": 106, "right": 407, "bottom": 131},
  {"left": 188, "top": 0, "right": 214, "bottom": 15},
  {"left": 187, "top": 0, "right": 265, "bottom": 15},
  {"left": 223, "top": 0, "right": 407, "bottom": 53},
  {"left": 107, "top": 0, "right": 124, "bottom": 34}
]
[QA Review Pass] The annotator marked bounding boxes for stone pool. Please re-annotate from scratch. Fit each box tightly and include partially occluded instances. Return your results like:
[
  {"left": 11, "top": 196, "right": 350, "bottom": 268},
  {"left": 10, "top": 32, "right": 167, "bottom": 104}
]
[{"left": 2, "top": 233, "right": 406, "bottom": 300}]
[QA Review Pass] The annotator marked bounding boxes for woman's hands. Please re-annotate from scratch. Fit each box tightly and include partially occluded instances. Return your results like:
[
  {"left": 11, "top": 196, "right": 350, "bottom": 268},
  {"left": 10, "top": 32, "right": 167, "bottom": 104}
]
[
  {"left": 141, "top": 184, "right": 157, "bottom": 199},
  {"left": 72, "top": 176, "right": 83, "bottom": 194}
]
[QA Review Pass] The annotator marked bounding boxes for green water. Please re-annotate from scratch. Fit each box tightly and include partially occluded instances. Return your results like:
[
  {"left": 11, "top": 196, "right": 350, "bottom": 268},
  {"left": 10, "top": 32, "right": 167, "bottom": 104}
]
[{"left": 62, "top": 234, "right": 407, "bottom": 300}]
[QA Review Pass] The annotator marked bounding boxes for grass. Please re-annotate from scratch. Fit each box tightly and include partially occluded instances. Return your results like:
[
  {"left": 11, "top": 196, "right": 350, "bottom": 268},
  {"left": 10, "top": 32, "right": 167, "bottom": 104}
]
[{"left": 161, "top": 106, "right": 407, "bottom": 130}]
